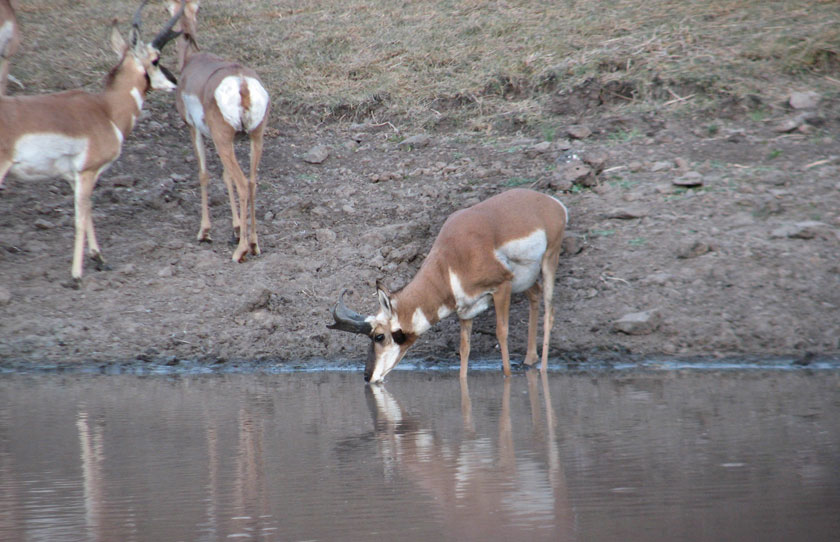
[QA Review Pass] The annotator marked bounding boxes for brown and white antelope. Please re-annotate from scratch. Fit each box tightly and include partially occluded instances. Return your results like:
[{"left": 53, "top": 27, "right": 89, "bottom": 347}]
[
  {"left": 0, "top": 1, "right": 184, "bottom": 284},
  {"left": 329, "top": 188, "right": 568, "bottom": 383},
  {"left": 0, "top": 0, "right": 21, "bottom": 95},
  {"left": 167, "top": 0, "right": 269, "bottom": 262}
]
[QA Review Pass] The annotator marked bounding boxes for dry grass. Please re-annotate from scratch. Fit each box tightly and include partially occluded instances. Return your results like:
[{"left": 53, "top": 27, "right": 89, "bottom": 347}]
[{"left": 11, "top": 0, "right": 840, "bottom": 131}]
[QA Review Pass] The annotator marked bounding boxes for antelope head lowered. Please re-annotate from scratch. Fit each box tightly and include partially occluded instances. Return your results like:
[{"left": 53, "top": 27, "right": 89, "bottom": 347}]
[
  {"left": 0, "top": 1, "right": 183, "bottom": 284},
  {"left": 329, "top": 188, "right": 568, "bottom": 383}
]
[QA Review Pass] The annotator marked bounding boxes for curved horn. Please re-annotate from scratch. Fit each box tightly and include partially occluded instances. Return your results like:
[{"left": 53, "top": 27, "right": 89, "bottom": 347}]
[
  {"left": 132, "top": 0, "right": 150, "bottom": 32},
  {"left": 327, "top": 290, "right": 372, "bottom": 335},
  {"left": 151, "top": 0, "right": 185, "bottom": 50}
]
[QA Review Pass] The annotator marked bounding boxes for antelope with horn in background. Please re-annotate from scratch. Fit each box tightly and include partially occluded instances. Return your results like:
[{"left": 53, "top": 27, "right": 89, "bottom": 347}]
[
  {"left": 0, "top": 1, "right": 184, "bottom": 285},
  {"left": 167, "top": 0, "right": 270, "bottom": 262},
  {"left": 0, "top": 0, "right": 21, "bottom": 95},
  {"left": 329, "top": 188, "right": 568, "bottom": 383}
]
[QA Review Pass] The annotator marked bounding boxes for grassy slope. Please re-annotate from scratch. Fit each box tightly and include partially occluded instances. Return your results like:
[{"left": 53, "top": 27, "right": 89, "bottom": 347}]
[{"left": 12, "top": 0, "right": 840, "bottom": 130}]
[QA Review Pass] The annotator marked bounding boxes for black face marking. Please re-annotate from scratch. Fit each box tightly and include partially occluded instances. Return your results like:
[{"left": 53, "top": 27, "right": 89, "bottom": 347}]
[
  {"left": 393, "top": 330, "right": 407, "bottom": 345},
  {"left": 159, "top": 64, "right": 177, "bottom": 85}
]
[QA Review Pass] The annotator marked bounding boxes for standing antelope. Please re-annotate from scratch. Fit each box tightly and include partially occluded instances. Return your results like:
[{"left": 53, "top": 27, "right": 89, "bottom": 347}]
[
  {"left": 329, "top": 188, "right": 568, "bottom": 383},
  {"left": 0, "top": 0, "right": 21, "bottom": 95},
  {"left": 167, "top": 0, "right": 269, "bottom": 262},
  {"left": 0, "top": 1, "right": 184, "bottom": 284}
]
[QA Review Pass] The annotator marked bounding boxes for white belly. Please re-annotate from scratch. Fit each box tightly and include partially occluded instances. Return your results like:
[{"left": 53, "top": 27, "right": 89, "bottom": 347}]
[{"left": 10, "top": 133, "right": 88, "bottom": 181}]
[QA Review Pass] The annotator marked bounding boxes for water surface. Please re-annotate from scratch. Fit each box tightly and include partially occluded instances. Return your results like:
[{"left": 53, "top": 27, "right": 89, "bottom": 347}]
[{"left": 1, "top": 369, "right": 838, "bottom": 541}]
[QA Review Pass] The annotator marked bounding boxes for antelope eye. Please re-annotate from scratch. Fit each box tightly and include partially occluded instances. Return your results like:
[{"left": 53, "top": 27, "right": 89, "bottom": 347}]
[
  {"left": 374, "top": 334, "right": 385, "bottom": 343},
  {"left": 152, "top": 58, "right": 160, "bottom": 66}
]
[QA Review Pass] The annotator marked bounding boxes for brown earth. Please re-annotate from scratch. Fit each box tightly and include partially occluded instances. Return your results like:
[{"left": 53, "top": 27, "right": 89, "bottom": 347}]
[{"left": 2, "top": 90, "right": 840, "bottom": 371}]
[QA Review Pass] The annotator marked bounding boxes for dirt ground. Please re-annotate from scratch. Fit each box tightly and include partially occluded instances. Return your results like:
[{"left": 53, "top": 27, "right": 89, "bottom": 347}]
[{"left": 1, "top": 88, "right": 839, "bottom": 371}]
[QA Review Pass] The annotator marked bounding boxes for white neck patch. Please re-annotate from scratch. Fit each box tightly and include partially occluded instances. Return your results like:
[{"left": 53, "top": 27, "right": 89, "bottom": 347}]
[{"left": 130, "top": 87, "right": 144, "bottom": 111}]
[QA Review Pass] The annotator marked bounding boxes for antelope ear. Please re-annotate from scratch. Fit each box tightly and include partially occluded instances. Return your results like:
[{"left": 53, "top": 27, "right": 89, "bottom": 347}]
[
  {"left": 110, "top": 22, "right": 127, "bottom": 56},
  {"left": 376, "top": 282, "right": 393, "bottom": 318}
]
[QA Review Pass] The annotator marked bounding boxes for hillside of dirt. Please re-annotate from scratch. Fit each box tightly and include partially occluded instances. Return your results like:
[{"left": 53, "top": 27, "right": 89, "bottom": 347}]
[
  {"left": 2, "top": 92, "right": 839, "bottom": 371},
  {"left": 1, "top": 1, "right": 839, "bottom": 372}
]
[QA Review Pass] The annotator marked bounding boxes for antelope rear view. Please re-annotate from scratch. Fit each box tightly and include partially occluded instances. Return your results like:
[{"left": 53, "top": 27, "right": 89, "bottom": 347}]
[{"left": 168, "top": 0, "right": 270, "bottom": 263}]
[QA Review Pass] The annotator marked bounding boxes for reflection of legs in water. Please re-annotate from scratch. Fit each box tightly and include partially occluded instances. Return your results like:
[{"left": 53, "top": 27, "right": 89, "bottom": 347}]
[{"left": 460, "top": 377, "right": 475, "bottom": 437}]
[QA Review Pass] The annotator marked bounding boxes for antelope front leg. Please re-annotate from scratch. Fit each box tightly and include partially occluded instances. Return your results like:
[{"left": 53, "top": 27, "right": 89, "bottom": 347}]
[
  {"left": 71, "top": 171, "right": 96, "bottom": 281},
  {"left": 191, "top": 127, "right": 212, "bottom": 242},
  {"left": 492, "top": 280, "right": 513, "bottom": 377},
  {"left": 458, "top": 318, "right": 473, "bottom": 379}
]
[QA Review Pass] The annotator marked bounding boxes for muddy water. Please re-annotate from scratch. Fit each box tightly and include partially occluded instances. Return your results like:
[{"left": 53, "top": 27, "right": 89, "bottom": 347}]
[{"left": 0, "top": 369, "right": 838, "bottom": 542}]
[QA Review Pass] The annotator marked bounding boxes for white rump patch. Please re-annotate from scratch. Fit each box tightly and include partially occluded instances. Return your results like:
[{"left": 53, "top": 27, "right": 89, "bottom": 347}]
[
  {"left": 11, "top": 133, "right": 88, "bottom": 182},
  {"left": 182, "top": 93, "right": 210, "bottom": 137},
  {"left": 110, "top": 121, "right": 124, "bottom": 144},
  {"left": 214, "top": 76, "right": 269, "bottom": 133},
  {"left": 495, "top": 229, "right": 547, "bottom": 293}
]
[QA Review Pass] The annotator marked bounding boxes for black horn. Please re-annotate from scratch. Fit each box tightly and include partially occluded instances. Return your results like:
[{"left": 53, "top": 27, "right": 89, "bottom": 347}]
[
  {"left": 151, "top": 0, "right": 185, "bottom": 50},
  {"left": 131, "top": 0, "right": 149, "bottom": 32},
  {"left": 328, "top": 290, "right": 373, "bottom": 335}
]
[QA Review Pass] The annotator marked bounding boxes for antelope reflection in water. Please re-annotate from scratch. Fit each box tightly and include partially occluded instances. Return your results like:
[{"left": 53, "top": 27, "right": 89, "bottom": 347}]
[{"left": 366, "top": 372, "right": 576, "bottom": 541}]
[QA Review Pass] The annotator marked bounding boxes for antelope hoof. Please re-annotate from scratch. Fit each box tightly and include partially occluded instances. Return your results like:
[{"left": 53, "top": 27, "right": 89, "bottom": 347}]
[
  {"left": 91, "top": 254, "right": 111, "bottom": 272},
  {"left": 232, "top": 249, "right": 248, "bottom": 263},
  {"left": 196, "top": 231, "right": 212, "bottom": 243},
  {"left": 228, "top": 233, "right": 240, "bottom": 246},
  {"left": 62, "top": 277, "right": 82, "bottom": 290},
  {"left": 250, "top": 242, "right": 261, "bottom": 256}
]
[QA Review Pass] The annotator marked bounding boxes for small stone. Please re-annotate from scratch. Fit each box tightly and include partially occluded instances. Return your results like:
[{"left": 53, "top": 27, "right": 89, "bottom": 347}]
[
  {"left": 628, "top": 160, "right": 643, "bottom": 172},
  {"left": 613, "top": 310, "right": 661, "bottom": 335},
  {"left": 158, "top": 266, "right": 174, "bottom": 278},
  {"left": 770, "top": 221, "right": 831, "bottom": 240},
  {"left": 525, "top": 141, "right": 552, "bottom": 157},
  {"left": 582, "top": 150, "right": 608, "bottom": 174},
  {"left": 110, "top": 174, "right": 135, "bottom": 187},
  {"left": 677, "top": 240, "right": 713, "bottom": 259},
  {"left": 774, "top": 116, "right": 806, "bottom": 133},
  {"left": 674, "top": 157, "right": 689, "bottom": 173},
  {"left": 561, "top": 233, "right": 584, "bottom": 255},
  {"left": 301, "top": 145, "right": 330, "bottom": 164},
  {"left": 789, "top": 91, "right": 820, "bottom": 110},
  {"left": 34, "top": 218, "right": 55, "bottom": 230},
  {"left": 606, "top": 207, "right": 647, "bottom": 219},
  {"left": 673, "top": 171, "right": 704, "bottom": 187},
  {"left": 398, "top": 134, "right": 431, "bottom": 149},
  {"left": 651, "top": 160, "right": 672, "bottom": 172},
  {"left": 559, "top": 160, "right": 594, "bottom": 186},
  {"left": 315, "top": 228, "right": 337, "bottom": 244},
  {"left": 0, "top": 286, "right": 11, "bottom": 305},
  {"left": 567, "top": 125, "right": 592, "bottom": 140}
]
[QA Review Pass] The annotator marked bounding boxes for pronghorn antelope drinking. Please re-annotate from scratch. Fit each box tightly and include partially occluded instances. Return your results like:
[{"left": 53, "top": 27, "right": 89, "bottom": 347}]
[
  {"left": 0, "top": 1, "right": 184, "bottom": 284},
  {"left": 0, "top": 0, "right": 21, "bottom": 95},
  {"left": 167, "top": 0, "right": 270, "bottom": 262},
  {"left": 329, "top": 188, "right": 568, "bottom": 383}
]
